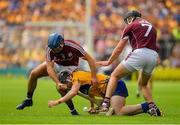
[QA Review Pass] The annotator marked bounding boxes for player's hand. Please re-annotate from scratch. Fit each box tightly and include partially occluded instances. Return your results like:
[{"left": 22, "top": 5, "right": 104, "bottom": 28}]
[
  {"left": 91, "top": 77, "right": 98, "bottom": 89},
  {"left": 48, "top": 100, "right": 59, "bottom": 108},
  {"left": 88, "top": 107, "right": 98, "bottom": 114},
  {"left": 96, "top": 61, "right": 110, "bottom": 66}
]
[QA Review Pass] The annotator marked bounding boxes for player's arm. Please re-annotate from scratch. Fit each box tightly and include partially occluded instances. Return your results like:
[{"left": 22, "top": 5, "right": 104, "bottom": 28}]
[
  {"left": 46, "top": 61, "right": 61, "bottom": 86},
  {"left": 48, "top": 82, "right": 80, "bottom": 107},
  {"left": 46, "top": 47, "right": 61, "bottom": 86},
  {"left": 58, "top": 83, "right": 80, "bottom": 103},
  {"left": 88, "top": 90, "right": 95, "bottom": 108},
  {"left": 96, "top": 39, "right": 128, "bottom": 66},
  {"left": 82, "top": 52, "right": 98, "bottom": 86},
  {"left": 77, "top": 90, "right": 100, "bottom": 114},
  {"left": 108, "top": 38, "right": 127, "bottom": 63},
  {"left": 77, "top": 91, "right": 102, "bottom": 106}
]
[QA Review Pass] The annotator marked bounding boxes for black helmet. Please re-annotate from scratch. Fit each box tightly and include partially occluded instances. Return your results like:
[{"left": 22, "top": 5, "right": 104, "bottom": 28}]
[
  {"left": 124, "top": 10, "right": 141, "bottom": 24},
  {"left": 58, "top": 70, "right": 71, "bottom": 84}
]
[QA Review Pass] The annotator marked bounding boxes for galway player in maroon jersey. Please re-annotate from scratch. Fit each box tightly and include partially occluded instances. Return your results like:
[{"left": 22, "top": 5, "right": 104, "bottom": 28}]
[
  {"left": 96, "top": 10, "right": 162, "bottom": 116},
  {"left": 16, "top": 33, "right": 98, "bottom": 115}
]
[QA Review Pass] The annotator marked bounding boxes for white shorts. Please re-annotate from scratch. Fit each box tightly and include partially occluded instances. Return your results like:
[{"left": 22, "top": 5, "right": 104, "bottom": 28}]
[
  {"left": 54, "top": 63, "right": 78, "bottom": 74},
  {"left": 121, "top": 48, "right": 158, "bottom": 75}
]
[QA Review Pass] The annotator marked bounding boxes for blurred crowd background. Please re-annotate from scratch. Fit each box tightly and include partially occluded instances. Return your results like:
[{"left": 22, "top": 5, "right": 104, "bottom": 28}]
[{"left": 0, "top": 0, "right": 180, "bottom": 74}]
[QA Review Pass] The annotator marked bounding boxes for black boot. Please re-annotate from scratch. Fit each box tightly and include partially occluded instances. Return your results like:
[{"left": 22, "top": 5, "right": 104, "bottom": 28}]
[{"left": 16, "top": 99, "right": 33, "bottom": 110}]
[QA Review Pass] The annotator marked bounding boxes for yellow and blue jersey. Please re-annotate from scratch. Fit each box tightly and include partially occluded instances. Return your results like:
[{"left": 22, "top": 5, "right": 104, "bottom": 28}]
[
  {"left": 72, "top": 71, "right": 109, "bottom": 96},
  {"left": 72, "top": 71, "right": 128, "bottom": 98}
]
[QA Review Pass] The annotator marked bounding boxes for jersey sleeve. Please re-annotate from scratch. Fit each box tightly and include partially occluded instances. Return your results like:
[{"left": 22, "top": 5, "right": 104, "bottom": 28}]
[
  {"left": 46, "top": 47, "right": 53, "bottom": 62},
  {"left": 72, "top": 76, "right": 79, "bottom": 84},
  {"left": 65, "top": 41, "right": 86, "bottom": 58},
  {"left": 121, "top": 24, "right": 133, "bottom": 40},
  {"left": 65, "top": 40, "right": 86, "bottom": 57},
  {"left": 72, "top": 45, "right": 86, "bottom": 57}
]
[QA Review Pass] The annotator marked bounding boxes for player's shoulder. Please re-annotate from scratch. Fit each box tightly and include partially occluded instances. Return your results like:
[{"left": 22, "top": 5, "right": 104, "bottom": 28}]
[
  {"left": 124, "top": 20, "right": 138, "bottom": 30},
  {"left": 136, "top": 18, "right": 152, "bottom": 25},
  {"left": 72, "top": 71, "right": 89, "bottom": 83},
  {"left": 64, "top": 39, "right": 85, "bottom": 51},
  {"left": 73, "top": 70, "right": 90, "bottom": 76},
  {"left": 130, "top": 18, "right": 151, "bottom": 29},
  {"left": 97, "top": 73, "right": 108, "bottom": 77},
  {"left": 64, "top": 40, "right": 81, "bottom": 47},
  {"left": 46, "top": 46, "right": 52, "bottom": 53},
  {"left": 131, "top": 18, "right": 142, "bottom": 26}
]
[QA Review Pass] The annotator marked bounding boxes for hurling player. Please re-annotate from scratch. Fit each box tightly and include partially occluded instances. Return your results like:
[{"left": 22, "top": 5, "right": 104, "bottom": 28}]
[
  {"left": 48, "top": 70, "right": 153, "bottom": 116},
  {"left": 16, "top": 33, "right": 98, "bottom": 115},
  {"left": 96, "top": 10, "right": 162, "bottom": 116}
]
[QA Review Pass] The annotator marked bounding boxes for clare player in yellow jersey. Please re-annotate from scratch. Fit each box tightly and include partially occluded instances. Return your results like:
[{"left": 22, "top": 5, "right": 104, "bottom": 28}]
[{"left": 48, "top": 70, "right": 154, "bottom": 116}]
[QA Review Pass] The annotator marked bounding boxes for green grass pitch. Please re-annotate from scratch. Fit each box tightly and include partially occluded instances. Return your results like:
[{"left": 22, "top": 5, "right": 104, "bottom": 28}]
[{"left": 0, "top": 76, "right": 180, "bottom": 124}]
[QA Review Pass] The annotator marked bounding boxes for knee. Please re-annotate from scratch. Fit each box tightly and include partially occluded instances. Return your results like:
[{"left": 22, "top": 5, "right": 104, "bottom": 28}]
[
  {"left": 111, "top": 72, "right": 119, "bottom": 79},
  {"left": 114, "top": 109, "right": 121, "bottom": 115},
  {"left": 139, "top": 80, "right": 148, "bottom": 87},
  {"left": 140, "top": 82, "right": 148, "bottom": 87},
  {"left": 115, "top": 109, "right": 125, "bottom": 115},
  {"left": 29, "top": 69, "right": 38, "bottom": 79}
]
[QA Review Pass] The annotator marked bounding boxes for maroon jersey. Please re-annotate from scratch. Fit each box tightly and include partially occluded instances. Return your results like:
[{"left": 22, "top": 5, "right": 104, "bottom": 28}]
[
  {"left": 46, "top": 40, "right": 86, "bottom": 66},
  {"left": 122, "top": 18, "right": 157, "bottom": 51}
]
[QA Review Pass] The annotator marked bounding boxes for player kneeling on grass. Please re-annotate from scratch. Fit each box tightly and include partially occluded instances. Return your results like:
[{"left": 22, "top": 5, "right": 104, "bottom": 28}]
[{"left": 48, "top": 70, "right": 154, "bottom": 116}]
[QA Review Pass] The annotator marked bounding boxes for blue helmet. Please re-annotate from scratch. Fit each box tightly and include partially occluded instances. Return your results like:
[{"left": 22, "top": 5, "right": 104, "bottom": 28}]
[{"left": 48, "top": 33, "right": 64, "bottom": 49}]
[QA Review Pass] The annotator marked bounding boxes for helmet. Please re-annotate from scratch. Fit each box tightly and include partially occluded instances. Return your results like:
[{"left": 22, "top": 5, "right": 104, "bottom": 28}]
[
  {"left": 48, "top": 33, "right": 64, "bottom": 49},
  {"left": 58, "top": 70, "right": 71, "bottom": 84},
  {"left": 124, "top": 10, "right": 141, "bottom": 24}
]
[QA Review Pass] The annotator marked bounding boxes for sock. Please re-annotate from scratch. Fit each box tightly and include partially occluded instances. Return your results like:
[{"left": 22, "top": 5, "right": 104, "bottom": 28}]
[
  {"left": 70, "top": 109, "right": 76, "bottom": 113},
  {"left": 141, "top": 102, "right": 149, "bottom": 113},
  {"left": 27, "top": 92, "right": 33, "bottom": 99},
  {"left": 65, "top": 100, "right": 75, "bottom": 111},
  {"left": 102, "top": 97, "right": 110, "bottom": 107},
  {"left": 104, "top": 97, "right": 110, "bottom": 103}
]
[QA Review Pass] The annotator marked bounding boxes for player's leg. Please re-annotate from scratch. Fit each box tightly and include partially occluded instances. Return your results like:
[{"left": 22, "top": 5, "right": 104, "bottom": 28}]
[
  {"left": 16, "top": 62, "right": 48, "bottom": 110},
  {"left": 139, "top": 72, "right": 162, "bottom": 116},
  {"left": 135, "top": 71, "right": 141, "bottom": 97},
  {"left": 27, "top": 62, "right": 48, "bottom": 98},
  {"left": 139, "top": 71, "right": 153, "bottom": 102},
  {"left": 110, "top": 95, "right": 146, "bottom": 116},
  {"left": 111, "top": 80, "right": 150, "bottom": 115},
  {"left": 117, "top": 102, "right": 151, "bottom": 115},
  {"left": 140, "top": 49, "right": 162, "bottom": 116},
  {"left": 106, "top": 79, "right": 127, "bottom": 115},
  {"left": 119, "top": 104, "right": 143, "bottom": 115},
  {"left": 136, "top": 72, "right": 153, "bottom": 98},
  {"left": 148, "top": 77, "right": 153, "bottom": 91},
  {"left": 57, "top": 89, "right": 79, "bottom": 115},
  {"left": 111, "top": 95, "right": 142, "bottom": 115},
  {"left": 110, "top": 95, "right": 125, "bottom": 115},
  {"left": 101, "top": 64, "right": 130, "bottom": 111}
]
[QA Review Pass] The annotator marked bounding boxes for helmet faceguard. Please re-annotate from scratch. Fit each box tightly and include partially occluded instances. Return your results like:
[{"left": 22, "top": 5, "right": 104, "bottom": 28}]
[{"left": 58, "top": 70, "right": 72, "bottom": 84}]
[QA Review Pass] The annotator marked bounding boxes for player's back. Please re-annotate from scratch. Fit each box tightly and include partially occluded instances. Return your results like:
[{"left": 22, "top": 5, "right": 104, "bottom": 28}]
[
  {"left": 46, "top": 40, "right": 86, "bottom": 66},
  {"left": 72, "top": 71, "right": 109, "bottom": 85},
  {"left": 124, "top": 18, "right": 157, "bottom": 51},
  {"left": 73, "top": 71, "right": 109, "bottom": 97}
]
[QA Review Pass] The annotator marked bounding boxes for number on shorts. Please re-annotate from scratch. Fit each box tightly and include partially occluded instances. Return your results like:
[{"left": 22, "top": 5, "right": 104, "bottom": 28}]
[{"left": 141, "top": 23, "right": 152, "bottom": 37}]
